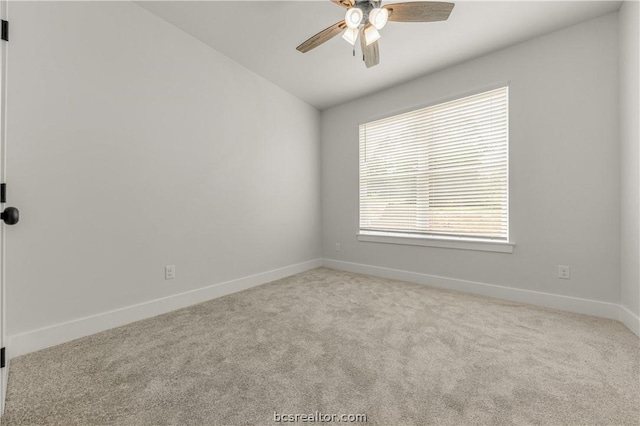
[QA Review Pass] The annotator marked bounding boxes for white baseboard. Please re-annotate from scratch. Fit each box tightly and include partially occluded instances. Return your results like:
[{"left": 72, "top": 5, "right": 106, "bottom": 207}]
[
  {"left": 6, "top": 257, "right": 637, "bottom": 362},
  {"left": 619, "top": 305, "right": 640, "bottom": 337},
  {"left": 322, "top": 259, "right": 622, "bottom": 321},
  {"left": 8, "top": 259, "right": 322, "bottom": 359}
]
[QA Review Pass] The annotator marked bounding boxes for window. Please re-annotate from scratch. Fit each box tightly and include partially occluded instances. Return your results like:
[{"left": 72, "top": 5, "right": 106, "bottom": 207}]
[{"left": 359, "top": 87, "right": 509, "bottom": 250}]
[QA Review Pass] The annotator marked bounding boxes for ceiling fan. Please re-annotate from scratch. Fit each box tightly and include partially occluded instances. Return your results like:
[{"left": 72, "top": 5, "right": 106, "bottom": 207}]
[{"left": 296, "top": 0, "right": 454, "bottom": 68}]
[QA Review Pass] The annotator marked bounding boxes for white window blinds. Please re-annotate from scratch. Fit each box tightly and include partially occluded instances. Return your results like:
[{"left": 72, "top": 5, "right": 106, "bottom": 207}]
[{"left": 359, "top": 87, "right": 509, "bottom": 240}]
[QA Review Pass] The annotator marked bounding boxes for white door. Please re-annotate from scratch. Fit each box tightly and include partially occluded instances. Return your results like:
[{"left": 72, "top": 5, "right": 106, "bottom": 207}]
[{"left": 0, "top": 0, "right": 8, "bottom": 415}]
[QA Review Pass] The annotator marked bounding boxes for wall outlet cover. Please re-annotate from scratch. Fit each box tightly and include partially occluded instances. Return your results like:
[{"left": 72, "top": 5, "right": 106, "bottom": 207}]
[
  {"left": 558, "top": 265, "right": 571, "bottom": 280},
  {"left": 165, "top": 265, "right": 176, "bottom": 280}
]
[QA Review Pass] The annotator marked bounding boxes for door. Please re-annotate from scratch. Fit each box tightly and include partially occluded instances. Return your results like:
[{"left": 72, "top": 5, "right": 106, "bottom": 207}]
[{"left": 0, "top": 0, "right": 8, "bottom": 415}]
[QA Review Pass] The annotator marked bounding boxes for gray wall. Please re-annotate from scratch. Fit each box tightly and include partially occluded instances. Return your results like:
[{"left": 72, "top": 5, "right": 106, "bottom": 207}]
[
  {"left": 321, "top": 13, "right": 620, "bottom": 304},
  {"left": 6, "top": 1, "right": 320, "bottom": 335},
  {"left": 619, "top": 1, "right": 639, "bottom": 318}
]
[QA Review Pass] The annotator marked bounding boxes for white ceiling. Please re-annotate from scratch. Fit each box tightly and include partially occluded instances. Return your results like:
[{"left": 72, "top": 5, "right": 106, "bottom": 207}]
[{"left": 137, "top": 1, "right": 621, "bottom": 109}]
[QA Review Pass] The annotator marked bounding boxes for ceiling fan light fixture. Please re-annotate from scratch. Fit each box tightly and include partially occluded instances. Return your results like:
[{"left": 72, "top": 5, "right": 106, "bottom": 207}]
[
  {"left": 364, "top": 25, "right": 381, "bottom": 45},
  {"left": 345, "top": 7, "right": 364, "bottom": 29},
  {"left": 342, "top": 27, "right": 359, "bottom": 45},
  {"left": 369, "top": 7, "right": 388, "bottom": 30},
  {"left": 297, "top": 0, "right": 456, "bottom": 68}
]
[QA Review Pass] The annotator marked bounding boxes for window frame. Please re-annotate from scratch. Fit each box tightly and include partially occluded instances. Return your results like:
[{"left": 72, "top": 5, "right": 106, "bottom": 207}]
[{"left": 357, "top": 83, "right": 514, "bottom": 253}]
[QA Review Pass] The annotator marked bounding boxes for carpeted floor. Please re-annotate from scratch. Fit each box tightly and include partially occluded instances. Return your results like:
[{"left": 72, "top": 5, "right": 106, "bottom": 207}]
[{"left": 2, "top": 267, "right": 639, "bottom": 425}]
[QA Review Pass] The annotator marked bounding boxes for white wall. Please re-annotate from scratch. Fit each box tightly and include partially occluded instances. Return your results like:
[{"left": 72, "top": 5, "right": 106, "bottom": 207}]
[
  {"left": 619, "top": 1, "right": 640, "bottom": 332},
  {"left": 6, "top": 2, "right": 320, "bottom": 341},
  {"left": 322, "top": 14, "right": 620, "bottom": 309}
]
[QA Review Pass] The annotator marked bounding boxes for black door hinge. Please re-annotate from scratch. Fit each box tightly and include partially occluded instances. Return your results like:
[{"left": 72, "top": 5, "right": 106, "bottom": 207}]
[
  {"left": 0, "top": 183, "right": 6, "bottom": 203},
  {"left": 1, "top": 20, "right": 7, "bottom": 42},
  {"left": 0, "top": 347, "right": 5, "bottom": 368}
]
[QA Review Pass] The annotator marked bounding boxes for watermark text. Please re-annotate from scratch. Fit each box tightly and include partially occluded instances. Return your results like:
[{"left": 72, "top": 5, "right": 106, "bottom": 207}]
[{"left": 273, "top": 411, "right": 367, "bottom": 423}]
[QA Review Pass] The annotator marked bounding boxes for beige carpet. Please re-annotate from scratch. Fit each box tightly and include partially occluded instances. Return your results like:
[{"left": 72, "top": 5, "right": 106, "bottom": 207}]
[{"left": 2, "top": 267, "right": 639, "bottom": 425}]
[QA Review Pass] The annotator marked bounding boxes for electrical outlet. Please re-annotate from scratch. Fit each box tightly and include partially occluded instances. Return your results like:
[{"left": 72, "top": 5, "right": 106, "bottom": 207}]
[
  {"left": 558, "top": 265, "right": 571, "bottom": 280},
  {"left": 165, "top": 265, "right": 175, "bottom": 280},
  {"left": 335, "top": 243, "right": 341, "bottom": 251}
]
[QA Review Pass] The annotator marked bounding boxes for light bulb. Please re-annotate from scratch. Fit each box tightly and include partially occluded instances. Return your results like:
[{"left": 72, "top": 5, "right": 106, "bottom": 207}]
[
  {"left": 369, "top": 8, "right": 388, "bottom": 30},
  {"left": 345, "top": 7, "right": 363, "bottom": 29},
  {"left": 364, "top": 25, "right": 381, "bottom": 45},
  {"left": 342, "top": 28, "right": 359, "bottom": 45}
]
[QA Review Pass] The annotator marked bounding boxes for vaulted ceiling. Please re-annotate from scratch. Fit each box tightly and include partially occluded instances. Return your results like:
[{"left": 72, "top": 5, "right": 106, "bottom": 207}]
[{"left": 137, "top": 1, "right": 621, "bottom": 109}]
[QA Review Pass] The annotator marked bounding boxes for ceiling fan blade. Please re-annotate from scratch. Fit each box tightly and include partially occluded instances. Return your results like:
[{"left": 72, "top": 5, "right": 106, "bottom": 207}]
[
  {"left": 296, "top": 20, "right": 347, "bottom": 53},
  {"left": 330, "top": 0, "right": 355, "bottom": 8},
  {"left": 384, "top": 2, "right": 454, "bottom": 22},
  {"left": 360, "top": 26, "right": 380, "bottom": 68}
]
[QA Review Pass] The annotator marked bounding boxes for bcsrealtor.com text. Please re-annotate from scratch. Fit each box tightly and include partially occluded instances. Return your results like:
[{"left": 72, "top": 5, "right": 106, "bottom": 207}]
[{"left": 273, "top": 411, "right": 367, "bottom": 423}]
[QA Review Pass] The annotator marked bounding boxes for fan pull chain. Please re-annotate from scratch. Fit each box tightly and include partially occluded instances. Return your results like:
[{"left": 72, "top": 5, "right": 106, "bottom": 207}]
[{"left": 353, "top": 46, "right": 355, "bottom": 57}]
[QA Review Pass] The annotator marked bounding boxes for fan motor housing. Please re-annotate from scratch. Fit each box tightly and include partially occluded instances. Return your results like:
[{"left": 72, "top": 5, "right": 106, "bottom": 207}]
[{"left": 354, "top": 0, "right": 376, "bottom": 22}]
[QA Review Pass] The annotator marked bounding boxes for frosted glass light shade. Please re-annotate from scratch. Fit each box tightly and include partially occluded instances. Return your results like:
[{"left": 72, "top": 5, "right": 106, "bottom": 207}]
[
  {"left": 345, "top": 7, "right": 364, "bottom": 29},
  {"left": 364, "top": 25, "right": 381, "bottom": 45},
  {"left": 369, "top": 8, "right": 388, "bottom": 30},
  {"left": 342, "top": 28, "right": 359, "bottom": 45}
]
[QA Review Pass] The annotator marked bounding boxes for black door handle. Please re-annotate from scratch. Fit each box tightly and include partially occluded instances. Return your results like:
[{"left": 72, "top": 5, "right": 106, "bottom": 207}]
[{"left": 1, "top": 207, "right": 19, "bottom": 225}]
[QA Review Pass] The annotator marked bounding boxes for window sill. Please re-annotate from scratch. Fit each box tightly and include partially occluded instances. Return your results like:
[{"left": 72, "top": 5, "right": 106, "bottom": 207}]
[{"left": 357, "top": 232, "right": 514, "bottom": 253}]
